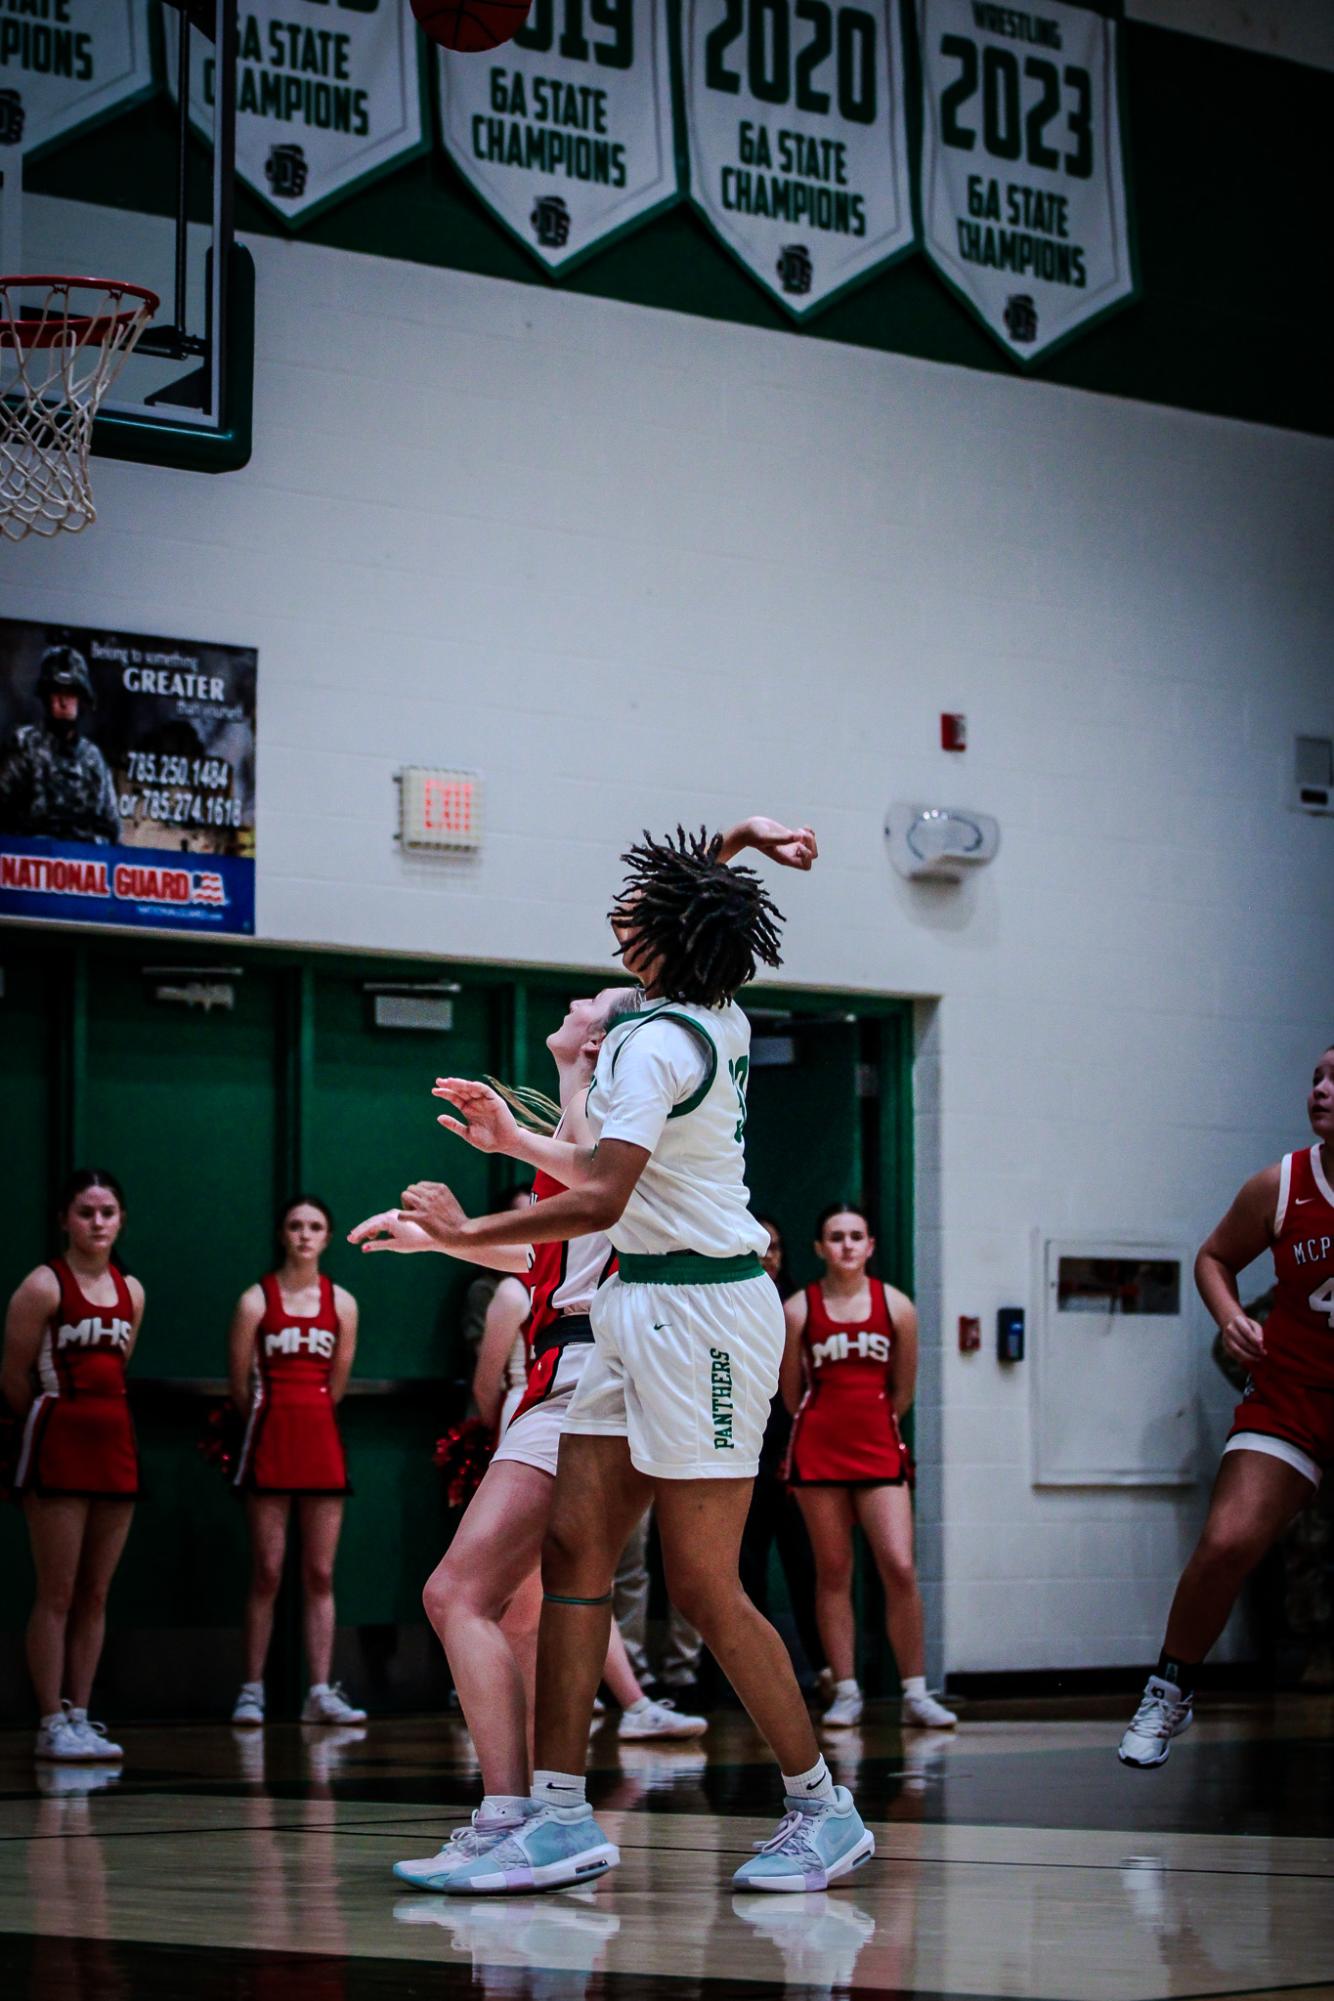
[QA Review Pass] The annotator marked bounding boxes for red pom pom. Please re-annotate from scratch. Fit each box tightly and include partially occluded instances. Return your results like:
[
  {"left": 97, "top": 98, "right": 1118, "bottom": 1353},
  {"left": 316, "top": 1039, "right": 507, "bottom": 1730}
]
[
  {"left": 197, "top": 1398, "right": 244, "bottom": 1480},
  {"left": 433, "top": 1416, "right": 495, "bottom": 1508}
]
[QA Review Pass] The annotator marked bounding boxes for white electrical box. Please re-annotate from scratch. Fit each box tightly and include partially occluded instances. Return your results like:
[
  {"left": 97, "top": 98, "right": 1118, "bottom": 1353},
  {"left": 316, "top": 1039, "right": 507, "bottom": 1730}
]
[
  {"left": 1032, "top": 1236, "right": 1196, "bottom": 1486},
  {"left": 398, "top": 768, "right": 482, "bottom": 852}
]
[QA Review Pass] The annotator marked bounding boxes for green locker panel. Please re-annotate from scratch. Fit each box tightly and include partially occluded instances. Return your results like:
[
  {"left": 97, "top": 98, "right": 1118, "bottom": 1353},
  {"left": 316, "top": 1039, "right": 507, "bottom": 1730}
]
[
  {"left": 81, "top": 956, "right": 283, "bottom": 1380},
  {"left": 303, "top": 970, "right": 498, "bottom": 1381},
  {"left": 744, "top": 1014, "right": 864, "bottom": 1293}
]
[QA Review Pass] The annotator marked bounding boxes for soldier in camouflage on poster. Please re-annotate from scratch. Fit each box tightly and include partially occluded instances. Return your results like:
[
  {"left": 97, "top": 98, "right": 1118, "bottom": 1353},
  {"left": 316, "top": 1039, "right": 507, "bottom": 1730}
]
[{"left": 0, "top": 646, "right": 120, "bottom": 846}]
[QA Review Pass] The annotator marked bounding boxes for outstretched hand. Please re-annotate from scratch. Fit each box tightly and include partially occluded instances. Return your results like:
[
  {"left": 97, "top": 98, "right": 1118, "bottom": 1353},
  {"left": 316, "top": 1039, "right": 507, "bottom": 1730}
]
[
  {"left": 735, "top": 817, "right": 818, "bottom": 871},
  {"left": 433, "top": 1079, "right": 523, "bottom": 1155},
  {"left": 347, "top": 1210, "right": 438, "bottom": 1255}
]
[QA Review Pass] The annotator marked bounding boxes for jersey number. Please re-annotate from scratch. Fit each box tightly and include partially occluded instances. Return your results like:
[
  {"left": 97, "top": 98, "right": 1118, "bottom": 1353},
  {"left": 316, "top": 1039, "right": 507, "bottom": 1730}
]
[
  {"left": 728, "top": 1055, "right": 751, "bottom": 1143},
  {"left": 1310, "top": 1277, "right": 1334, "bottom": 1329}
]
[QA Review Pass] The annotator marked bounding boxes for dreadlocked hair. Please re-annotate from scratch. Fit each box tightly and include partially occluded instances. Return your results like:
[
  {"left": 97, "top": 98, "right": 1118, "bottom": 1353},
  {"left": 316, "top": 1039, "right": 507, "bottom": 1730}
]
[
  {"left": 612, "top": 826, "right": 785, "bottom": 1006},
  {"left": 482, "top": 1078, "right": 563, "bottom": 1137}
]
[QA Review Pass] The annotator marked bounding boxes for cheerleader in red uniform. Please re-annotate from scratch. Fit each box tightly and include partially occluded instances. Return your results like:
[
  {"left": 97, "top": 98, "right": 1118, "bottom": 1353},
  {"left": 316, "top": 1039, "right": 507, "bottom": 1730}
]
[
  {"left": 783, "top": 1202, "right": 955, "bottom": 1731},
  {"left": 228, "top": 1196, "right": 365, "bottom": 1727},
  {"left": 1118, "top": 1041, "right": 1334, "bottom": 1769},
  {"left": 2, "top": 1169, "right": 143, "bottom": 1764}
]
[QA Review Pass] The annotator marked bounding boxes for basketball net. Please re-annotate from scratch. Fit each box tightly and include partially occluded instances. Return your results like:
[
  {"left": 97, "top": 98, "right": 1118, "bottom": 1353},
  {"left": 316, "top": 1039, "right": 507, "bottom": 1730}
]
[{"left": 0, "top": 277, "right": 159, "bottom": 543}]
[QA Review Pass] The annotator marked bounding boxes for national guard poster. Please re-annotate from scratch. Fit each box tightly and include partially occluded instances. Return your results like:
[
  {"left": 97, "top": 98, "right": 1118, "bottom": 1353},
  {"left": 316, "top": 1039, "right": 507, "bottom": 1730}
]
[
  {"left": 168, "top": 0, "right": 428, "bottom": 228},
  {"left": 917, "top": 0, "right": 1137, "bottom": 362},
  {"left": 683, "top": 0, "right": 916, "bottom": 319},
  {"left": 437, "top": 0, "right": 679, "bottom": 274},
  {"left": 0, "top": 619, "right": 257, "bottom": 936}
]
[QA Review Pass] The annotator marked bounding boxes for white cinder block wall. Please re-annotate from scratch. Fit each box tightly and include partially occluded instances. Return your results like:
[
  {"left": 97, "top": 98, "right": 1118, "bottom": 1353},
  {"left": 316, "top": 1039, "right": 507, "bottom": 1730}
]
[{"left": 9, "top": 201, "right": 1334, "bottom": 1678}]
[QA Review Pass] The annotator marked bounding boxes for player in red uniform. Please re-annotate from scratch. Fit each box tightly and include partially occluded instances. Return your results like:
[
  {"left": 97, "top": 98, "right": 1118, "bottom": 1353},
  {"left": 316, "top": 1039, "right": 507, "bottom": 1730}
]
[
  {"left": 2, "top": 1169, "right": 144, "bottom": 1764},
  {"left": 1119, "top": 1042, "right": 1334, "bottom": 1766},
  {"left": 228, "top": 1196, "right": 366, "bottom": 1727},
  {"left": 783, "top": 1203, "right": 955, "bottom": 1732}
]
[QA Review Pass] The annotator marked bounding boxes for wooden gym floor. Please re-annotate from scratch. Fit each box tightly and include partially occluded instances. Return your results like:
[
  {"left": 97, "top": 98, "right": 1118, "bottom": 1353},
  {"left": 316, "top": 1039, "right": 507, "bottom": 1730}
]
[{"left": 1, "top": 1695, "right": 1331, "bottom": 1999}]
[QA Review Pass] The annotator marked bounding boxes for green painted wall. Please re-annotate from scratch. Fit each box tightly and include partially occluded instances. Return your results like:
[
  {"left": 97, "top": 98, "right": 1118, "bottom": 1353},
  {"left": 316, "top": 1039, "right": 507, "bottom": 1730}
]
[{"left": 1, "top": 932, "right": 914, "bottom": 1709}]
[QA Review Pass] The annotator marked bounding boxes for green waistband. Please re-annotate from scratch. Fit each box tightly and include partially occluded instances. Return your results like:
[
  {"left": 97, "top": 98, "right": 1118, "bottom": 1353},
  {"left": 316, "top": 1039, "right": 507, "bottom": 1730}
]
[{"left": 617, "top": 1251, "right": 765, "bottom": 1286}]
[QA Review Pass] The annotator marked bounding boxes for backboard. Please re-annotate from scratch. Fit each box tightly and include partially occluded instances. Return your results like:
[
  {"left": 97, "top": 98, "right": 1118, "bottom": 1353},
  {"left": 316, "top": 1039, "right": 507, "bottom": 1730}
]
[{"left": 1, "top": 0, "right": 253, "bottom": 475}]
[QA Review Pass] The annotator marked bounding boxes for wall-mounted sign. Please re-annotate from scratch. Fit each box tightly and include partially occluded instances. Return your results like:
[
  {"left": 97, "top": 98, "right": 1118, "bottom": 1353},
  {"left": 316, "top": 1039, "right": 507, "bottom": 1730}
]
[
  {"left": 398, "top": 766, "right": 482, "bottom": 852},
  {"left": 437, "top": 0, "right": 679, "bottom": 272},
  {"left": 916, "top": 0, "right": 1136, "bottom": 362},
  {"left": 0, "top": 0, "right": 153, "bottom": 159},
  {"left": 0, "top": 618, "right": 257, "bottom": 934},
  {"left": 169, "top": 1, "right": 428, "bottom": 227},
  {"left": 683, "top": 0, "right": 916, "bottom": 318}
]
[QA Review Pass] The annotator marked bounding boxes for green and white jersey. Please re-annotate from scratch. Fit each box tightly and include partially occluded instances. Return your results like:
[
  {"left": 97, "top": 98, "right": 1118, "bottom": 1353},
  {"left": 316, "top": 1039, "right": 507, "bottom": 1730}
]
[{"left": 587, "top": 998, "right": 768, "bottom": 1261}]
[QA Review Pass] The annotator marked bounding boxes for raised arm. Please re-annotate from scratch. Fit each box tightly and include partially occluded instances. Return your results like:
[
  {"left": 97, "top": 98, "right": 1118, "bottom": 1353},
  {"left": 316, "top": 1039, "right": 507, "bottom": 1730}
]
[
  {"left": 328, "top": 1286, "right": 359, "bottom": 1404},
  {"left": 472, "top": 1277, "right": 530, "bottom": 1430},
  {"left": 780, "top": 1290, "right": 808, "bottom": 1417},
  {"left": 1, "top": 1267, "right": 59, "bottom": 1419},
  {"left": 716, "top": 815, "right": 818, "bottom": 870},
  {"left": 432, "top": 1079, "right": 600, "bottom": 1188},
  {"left": 227, "top": 1285, "right": 265, "bottom": 1410},
  {"left": 1195, "top": 1163, "right": 1280, "bottom": 1369},
  {"left": 356, "top": 1138, "right": 651, "bottom": 1261},
  {"left": 346, "top": 1187, "right": 534, "bottom": 1270},
  {"left": 886, "top": 1286, "right": 918, "bottom": 1420}
]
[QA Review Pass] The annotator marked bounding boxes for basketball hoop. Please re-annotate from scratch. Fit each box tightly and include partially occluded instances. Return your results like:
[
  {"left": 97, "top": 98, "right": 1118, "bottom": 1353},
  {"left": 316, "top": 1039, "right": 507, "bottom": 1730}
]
[{"left": 0, "top": 276, "right": 160, "bottom": 542}]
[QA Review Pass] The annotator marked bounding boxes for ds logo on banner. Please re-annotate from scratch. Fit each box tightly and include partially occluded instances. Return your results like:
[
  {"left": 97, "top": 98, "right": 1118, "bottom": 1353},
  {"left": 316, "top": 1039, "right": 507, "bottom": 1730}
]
[
  {"left": 437, "top": 0, "right": 680, "bottom": 274},
  {"left": 683, "top": 0, "right": 916, "bottom": 319},
  {"left": 917, "top": 0, "right": 1138, "bottom": 362}
]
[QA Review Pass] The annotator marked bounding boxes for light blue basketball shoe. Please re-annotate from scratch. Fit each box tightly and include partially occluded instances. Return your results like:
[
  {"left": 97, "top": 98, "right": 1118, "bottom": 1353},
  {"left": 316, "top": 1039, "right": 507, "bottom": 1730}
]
[
  {"left": 430, "top": 1800, "right": 620, "bottom": 1895},
  {"left": 732, "top": 1787, "right": 874, "bottom": 1893},
  {"left": 393, "top": 1808, "right": 531, "bottom": 1891}
]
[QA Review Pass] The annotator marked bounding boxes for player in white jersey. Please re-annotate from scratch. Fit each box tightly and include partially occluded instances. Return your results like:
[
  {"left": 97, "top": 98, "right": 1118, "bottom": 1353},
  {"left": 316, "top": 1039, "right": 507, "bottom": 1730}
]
[{"left": 353, "top": 819, "right": 873, "bottom": 1897}]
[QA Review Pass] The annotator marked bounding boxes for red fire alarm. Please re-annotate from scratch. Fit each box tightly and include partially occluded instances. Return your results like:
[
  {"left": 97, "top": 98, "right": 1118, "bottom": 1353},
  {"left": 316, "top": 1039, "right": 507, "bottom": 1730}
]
[
  {"left": 941, "top": 713, "right": 967, "bottom": 752},
  {"left": 958, "top": 1316, "right": 981, "bottom": 1353}
]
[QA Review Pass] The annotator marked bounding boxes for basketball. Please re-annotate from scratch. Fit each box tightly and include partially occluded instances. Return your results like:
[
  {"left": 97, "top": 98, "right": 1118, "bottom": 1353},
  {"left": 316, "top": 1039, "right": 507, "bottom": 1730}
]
[{"left": 410, "top": 0, "right": 533, "bottom": 53}]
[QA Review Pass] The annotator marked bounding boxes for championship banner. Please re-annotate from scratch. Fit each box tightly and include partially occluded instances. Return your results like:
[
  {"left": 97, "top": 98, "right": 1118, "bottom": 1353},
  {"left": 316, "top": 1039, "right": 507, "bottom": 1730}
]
[
  {"left": 437, "top": 0, "right": 678, "bottom": 274},
  {"left": 168, "top": 1, "right": 427, "bottom": 228},
  {"left": 682, "top": 0, "right": 915, "bottom": 319},
  {"left": 0, "top": 0, "right": 152, "bottom": 157},
  {"left": 0, "top": 619, "right": 257, "bottom": 936},
  {"left": 917, "top": 0, "right": 1136, "bottom": 362}
]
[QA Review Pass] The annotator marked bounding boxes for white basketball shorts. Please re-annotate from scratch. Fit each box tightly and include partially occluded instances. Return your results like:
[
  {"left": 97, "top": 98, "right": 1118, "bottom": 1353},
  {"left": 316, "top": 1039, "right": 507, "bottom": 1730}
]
[
  {"left": 490, "top": 1345, "right": 592, "bottom": 1479},
  {"left": 562, "top": 1259, "right": 784, "bottom": 1479}
]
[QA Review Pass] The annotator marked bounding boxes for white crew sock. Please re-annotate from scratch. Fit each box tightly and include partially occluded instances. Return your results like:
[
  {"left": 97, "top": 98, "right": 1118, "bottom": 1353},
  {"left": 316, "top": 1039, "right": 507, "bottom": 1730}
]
[
  {"left": 477, "top": 1793, "right": 531, "bottom": 1826},
  {"left": 40, "top": 1712, "right": 63, "bottom": 1730},
  {"left": 833, "top": 1678, "right": 859, "bottom": 1698},
  {"left": 531, "top": 1769, "right": 586, "bottom": 1809},
  {"left": 308, "top": 1682, "right": 330, "bottom": 1697},
  {"left": 782, "top": 1755, "right": 837, "bottom": 1804},
  {"left": 623, "top": 1696, "right": 650, "bottom": 1715},
  {"left": 67, "top": 1706, "right": 88, "bottom": 1723},
  {"left": 902, "top": 1676, "right": 927, "bottom": 1700},
  {"left": 238, "top": 1681, "right": 263, "bottom": 1697}
]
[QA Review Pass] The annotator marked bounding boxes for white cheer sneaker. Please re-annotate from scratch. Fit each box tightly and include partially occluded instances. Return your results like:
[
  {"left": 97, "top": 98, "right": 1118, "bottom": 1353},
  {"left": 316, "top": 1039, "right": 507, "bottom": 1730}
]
[
  {"left": 821, "top": 1687, "right": 864, "bottom": 1729},
  {"left": 1118, "top": 1676, "right": 1193, "bottom": 1768},
  {"left": 617, "top": 1697, "right": 707, "bottom": 1741},
  {"left": 902, "top": 1690, "right": 957, "bottom": 1730},
  {"left": 301, "top": 1682, "right": 367, "bottom": 1725},
  {"left": 231, "top": 1683, "right": 265, "bottom": 1727}
]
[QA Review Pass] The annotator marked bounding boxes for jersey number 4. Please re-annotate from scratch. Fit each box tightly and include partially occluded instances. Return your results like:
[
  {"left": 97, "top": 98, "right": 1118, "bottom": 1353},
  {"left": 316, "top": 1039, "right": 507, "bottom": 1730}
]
[
  {"left": 728, "top": 1055, "right": 751, "bottom": 1143},
  {"left": 1310, "top": 1277, "right": 1334, "bottom": 1330}
]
